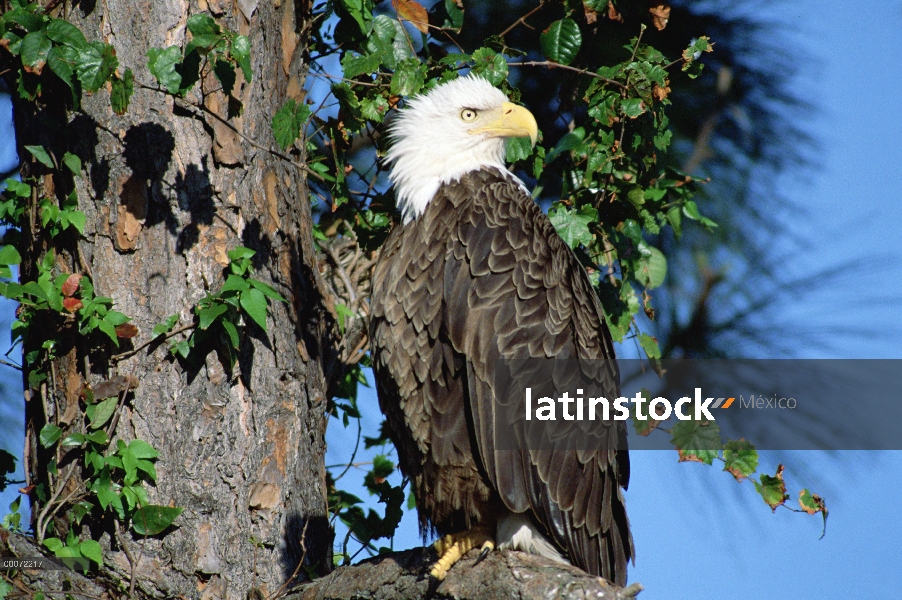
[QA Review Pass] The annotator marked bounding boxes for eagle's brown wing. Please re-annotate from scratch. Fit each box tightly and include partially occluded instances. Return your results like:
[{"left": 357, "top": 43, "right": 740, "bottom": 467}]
[{"left": 370, "top": 167, "right": 633, "bottom": 585}]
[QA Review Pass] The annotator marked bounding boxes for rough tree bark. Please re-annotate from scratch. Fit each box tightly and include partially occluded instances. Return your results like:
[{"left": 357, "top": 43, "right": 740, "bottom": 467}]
[
  {"left": 9, "top": 0, "right": 335, "bottom": 597},
  {"left": 3, "top": 2, "right": 644, "bottom": 599}
]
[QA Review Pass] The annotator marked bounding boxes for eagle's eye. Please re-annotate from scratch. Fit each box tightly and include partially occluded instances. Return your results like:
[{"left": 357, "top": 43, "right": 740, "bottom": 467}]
[{"left": 460, "top": 109, "right": 478, "bottom": 122}]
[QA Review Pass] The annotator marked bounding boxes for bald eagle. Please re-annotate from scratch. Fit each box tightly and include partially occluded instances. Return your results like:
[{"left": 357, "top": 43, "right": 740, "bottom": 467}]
[{"left": 369, "top": 76, "right": 633, "bottom": 585}]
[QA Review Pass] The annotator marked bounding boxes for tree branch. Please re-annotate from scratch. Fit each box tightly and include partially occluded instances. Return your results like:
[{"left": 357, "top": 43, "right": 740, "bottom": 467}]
[{"left": 294, "top": 548, "right": 642, "bottom": 600}]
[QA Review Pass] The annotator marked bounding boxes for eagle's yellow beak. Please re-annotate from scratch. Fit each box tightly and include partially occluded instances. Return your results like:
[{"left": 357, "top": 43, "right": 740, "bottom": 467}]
[{"left": 469, "top": 102, "right": 538, "bottom": 146}]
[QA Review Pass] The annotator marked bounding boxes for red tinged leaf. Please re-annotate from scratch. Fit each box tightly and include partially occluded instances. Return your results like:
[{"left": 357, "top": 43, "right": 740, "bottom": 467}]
[
  {"left": 393, "top": 0, "right": 429, "bottom": 34},
  {"left": 63, "top": 297, "right": 83, "bottom": 312},
  {"left": 115, "top": 323, "right": 139, "bottom": 338},
  {"left": 61, "top": 273, "right": 82, "bottom": 297}
]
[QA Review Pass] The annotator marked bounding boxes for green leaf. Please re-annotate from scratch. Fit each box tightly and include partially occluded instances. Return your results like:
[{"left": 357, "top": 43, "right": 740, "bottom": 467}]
[
  {"left": 78, "top": 539, "right": 103, "bottom": 565},
  {"left": 505, "top": 136, "right": 533, "bottom": 163},
  {"left": 638, "top": 333, "right": 661, "bottom": 359},
  {"left": 0, "top": 245, "right": 22, "bottom": 266},
  {"left": 61, "top": 433, "right": 86, "bottom": 447},
  {"left": 390, "top": 58, "right": 426, "bottom": 96},
  {"left": 76, "top": 42, "right": 118, "bottom": 93},
  {"left": 221, "top": 319, "right": 239, "bottom": 348},
  {"left": 20, "top": 31, "right": 51, "bottom": 69},
  {"left": 635, "top": 245, "right": 667, "bottom": 289},
  {"left": 540, "top": 18, "right": 582, "bottom": 66},
  {"left": 754, "top": 466, "right": 789, "bottom": 511},
  {"left": 549, "top": 204, "right": 597, "bottom": 248},
  {"left": 231, "top": 35, "right": 252, "bottom": 82},
  {"left": 128, "top": 439, "right": 159, "bottom": 459},
  {"left": 132, "top": 505, "right": 183, "bottom": 535},
  {"left": 4, "top": 8, "right": 45, "bottom": 34},
  {"left": 62, "top": 152, "right": 82, "bottom": 175},
  {"left": 152, "top": 314, "right": 179, "bottom": 337},
  {"left": 619, "top": 98, "right": 646, "bottom": 118},
  {"left": 199, "top": 302, "right": 228, "bottom": 329},
  {"left": 221, "top": 274, "right": 250, "bottom": 294},
  {"left": 342, "top": 52, "right": 382, "bottom": 79},
  {"left": 239, "top": 287, "right": 268, "bottom": 330},
  {"left": 66, "top": 210, "right": 86, "bottom": 235},
  {"left": 271, "top": 99, "right": 311, "bottom": 151},
  {"left": 85, "top": 430, "right": 108, "bottom": 446},
  {"left": 44, "top": 19, "right": 88, "bottom": 49},
  {"left": 670, "top": 420, "right": 721, "bottom": 465},
  {"left": 147, "top": 46, "right": 184, "bottom": 94},
  {"left": 187, "top": 13, "right": 219, "bottom": 37},
  {"left": 25, "top": 145, "right": 53, "bottom": 168},
  {"left": 39, "top": 423, "right": 62, "bottom": 448},
  {"left": 248, "top": 278, "right": 286, "bottom": 302},
  {"left": 43, "top": 537, "right": 64, "bottom": 553},
  {"left": 723, "top": 439, "right": 758, "bottom": 481},
  {"left": 546, "top": 128, "right": 585, "bottom": 164},
  {"left": 110, "top": 68, "right": 134, "bottom": 115},
  {"left": 470, "top": 48, "right": 507, "bottom": 86},
  {"left": 86, "top": 396, "right": 117, "bottom": 429},
  {"left": 360, "top": 94, "right": 390, "bottom": 122}
]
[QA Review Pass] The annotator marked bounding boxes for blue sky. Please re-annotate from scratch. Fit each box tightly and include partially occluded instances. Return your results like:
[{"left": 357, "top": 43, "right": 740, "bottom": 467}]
[{"left": 3, "top": 1, "right": 902, "bottom": 598}]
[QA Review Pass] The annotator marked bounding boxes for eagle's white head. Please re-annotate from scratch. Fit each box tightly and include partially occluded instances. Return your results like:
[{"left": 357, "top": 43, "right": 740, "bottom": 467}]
[{"left": 385, "top": 75, "right": 538, "bottom": 223}]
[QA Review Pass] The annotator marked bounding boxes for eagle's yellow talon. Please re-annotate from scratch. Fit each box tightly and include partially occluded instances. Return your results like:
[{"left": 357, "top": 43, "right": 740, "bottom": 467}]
[{"left": 429, "top": 526, "right": 494, "bottom": 581}]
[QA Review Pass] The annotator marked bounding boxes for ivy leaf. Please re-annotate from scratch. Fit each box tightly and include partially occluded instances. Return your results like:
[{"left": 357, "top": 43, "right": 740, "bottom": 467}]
[
  {"left": 470, "top": 48, "right": 507, "bottom": 86},
  {"left": 44, "top": 19, "right": 88, "bottom": 49},
  {"left": 110, "top": 68, "right": 134, "bottom": 115},
  {"left": 342, "top": 53, "right": 382, "bottom": 80},
  {"left": 549, "top": 204, "right": 597, "bottom": 248},
  {"left": 240, "top": 287, "right": 268, "bottom": 330},
  {"left": 39, "top": 423, "right": 62, "bottom": 448},
  {"left": 20, "top": 31, "right": 51, "bottom": 72},
  {"left": 76, "top": 42, "right": 119, "bottom": 93},
  {"left": 128, "top": 439, "right": 159, "bottom": 459},
  {"left": 798, "top": 489, "right": 828, "bottom": 537},
  {"left": 723, "top": 439, "right": 758, "bottom": 481},
  {"left": 505, "top": 136, "right": 533, "bottom": 163},
  {"left": 228, "top": 34, "right": 251, "bottom": 82},
  {"left": 540, "top": 18, "right": 582, "bottom": 66},
  {"left": 635, "top": 244, "right": 667, "bottom": 289},
  {"left": 61, "top": 151, "right": 82, "bottom": 175},
  {"left": 132, "top": 505, "right": 184, "bottom": 536},
  {"left": 638, "top": 333, "right": 661, "bottom": 359},
  {"left": 754, "top": 464, "right": 789, "bottom": 512},
  {"left": 25, "top": 145, "right": 54, "bottom": 168},
  {"left": 360, "top": 94, "right": 390, "bottom": 122},
  {"left": 78, "top": 539, "right": 103, "bottom": 565},
  {"left": 46, "top": 46, "right": 75, "bottom": 89},
  {"left": 198, "top": 302, "right": 228, "bottom": 329},
  {"left": 152, "top": 314, "right": 179, "bottom": 337},
  {"left": 390, "top": 58, "right": 426, "bottom": 96},
  {"left": 620, "top": 98, "right": 646, "bottom": 118},
  {"left": 147, "top": 46, "right": 184, "bottom": 94},
  {"left": 271, "top": 99, "right": 311, "bottom": 151},
  {"left": 671, "top": 420, "right": 721, "bottom": 465},
  {"left": 86, "top": 396, "right": 117, "bottom": 430},
  {"left": 0, "top": 245, "right": 22, "bottom": 266}
]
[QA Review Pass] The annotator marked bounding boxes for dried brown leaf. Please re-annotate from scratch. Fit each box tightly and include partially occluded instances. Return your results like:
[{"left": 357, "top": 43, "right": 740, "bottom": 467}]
[
  {"left": 393, "top": 0, "right": 429, "bottom": 34},
  {"left": 649, "top": 4, "right": 671, "bottom": 30}
]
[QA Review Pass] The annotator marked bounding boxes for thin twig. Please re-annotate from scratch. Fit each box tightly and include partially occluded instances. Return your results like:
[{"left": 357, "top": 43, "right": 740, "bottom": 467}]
[
  {"left": 267, "top": 519, "right": 310, "bottom": 600},
  {"left": 115, "top": 522, "right": 138, "bottom": 598},
  {"left": 110, "top": 323, "right": 197, "bottom": 362},
  {"left": 498, "top": 0, "right": 549, "bottom": 38},
  {"left": 507, "top": 61, "right": 627, "bottom": 89}
]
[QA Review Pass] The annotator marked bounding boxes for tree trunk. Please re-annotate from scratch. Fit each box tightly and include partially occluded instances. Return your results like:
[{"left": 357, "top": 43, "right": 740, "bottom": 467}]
[{"left": 10, "top": 1, "right": 334, "bottom": 597}]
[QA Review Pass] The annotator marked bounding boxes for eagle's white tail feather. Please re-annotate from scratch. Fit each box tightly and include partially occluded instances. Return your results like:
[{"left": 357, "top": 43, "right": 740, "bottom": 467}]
[{"left": 497, "top": 512, "right": 569, "bottom": 565}]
